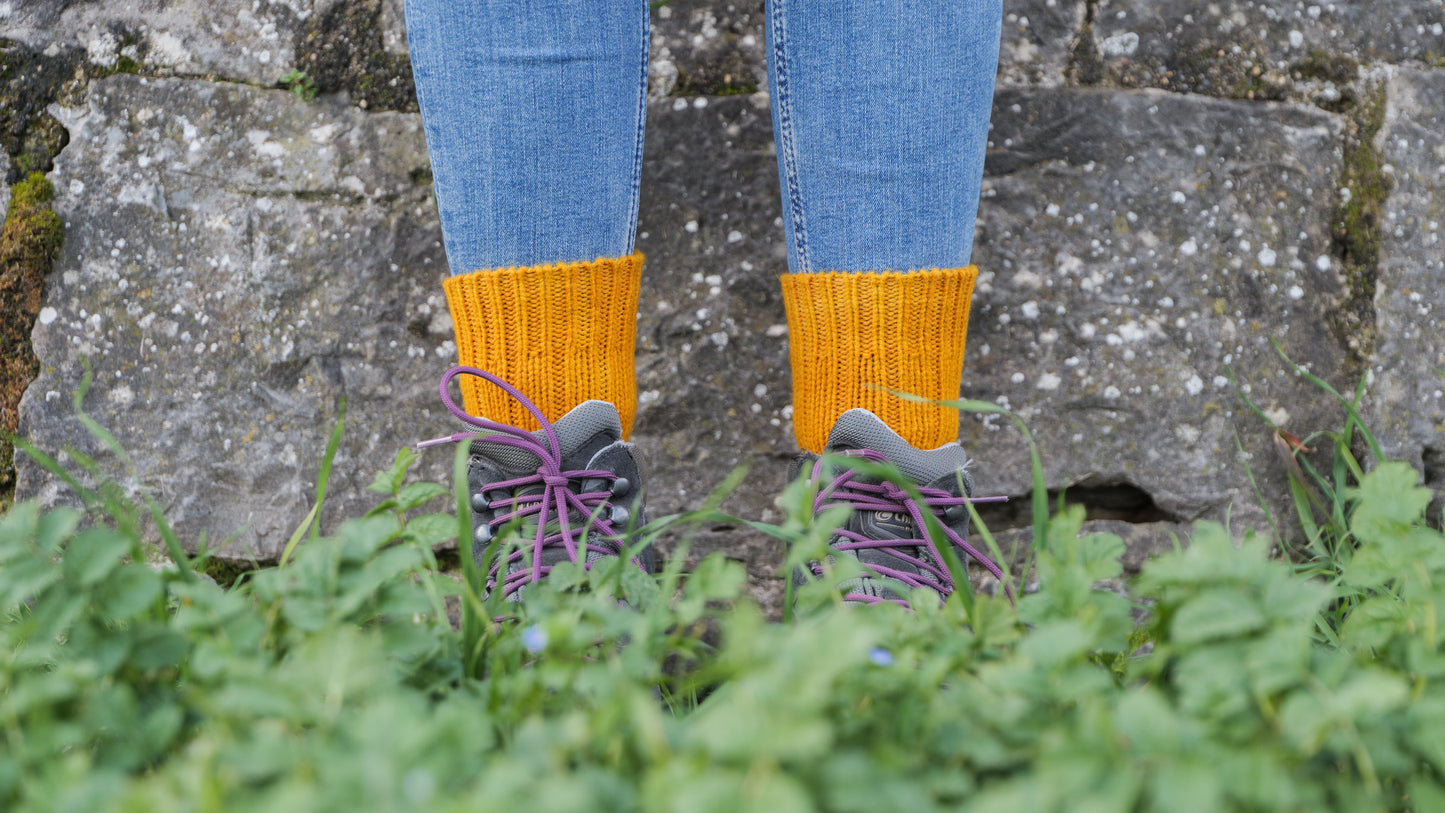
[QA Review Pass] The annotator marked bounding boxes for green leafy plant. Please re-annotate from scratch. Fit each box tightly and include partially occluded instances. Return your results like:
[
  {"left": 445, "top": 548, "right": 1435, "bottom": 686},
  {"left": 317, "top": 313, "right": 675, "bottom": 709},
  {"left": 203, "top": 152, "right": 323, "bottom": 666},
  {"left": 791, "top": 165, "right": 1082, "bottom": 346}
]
[
  {"left": 279, "top": 69, "right": 319, "bottom": 101},
  {"left": 2, "top": 369, "right": 1444, "bottom": 811}
]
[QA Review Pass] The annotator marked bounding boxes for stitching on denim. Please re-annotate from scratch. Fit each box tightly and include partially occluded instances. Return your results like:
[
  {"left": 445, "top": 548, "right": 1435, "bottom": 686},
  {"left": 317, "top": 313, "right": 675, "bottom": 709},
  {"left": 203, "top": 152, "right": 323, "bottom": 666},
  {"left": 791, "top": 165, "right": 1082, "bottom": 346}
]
[
  {"left": 625, "top": 1, "right": 649, "bottom": 256},
  {"left": 769, "top": 0, "right": 810, "bottom": 273}
]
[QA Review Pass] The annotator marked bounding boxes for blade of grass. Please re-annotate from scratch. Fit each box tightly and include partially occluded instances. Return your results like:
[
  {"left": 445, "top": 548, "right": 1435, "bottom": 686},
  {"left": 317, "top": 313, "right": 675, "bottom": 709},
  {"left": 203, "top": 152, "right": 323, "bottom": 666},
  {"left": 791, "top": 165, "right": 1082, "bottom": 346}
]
[
  {"left": 277, "top": 502, "right": 320, "bottom": 568},
  {"left": 1225, "top": 373, "right": 1286, "bottom": 548},
  {"left": 65, "top": 358, "right": 135, "bottom": 469},
  {"left": 1291, "top": 430, "right": 1343, "bottom": 505},
  {"left": 276, "top": 397, "right": 345, "bottom": 567},
  {"left": 1335, "top": 376, "right": 1371, "bottom": 483},
  {"left": 307, "top": 395, "right": 347, "bottom": 545},
  {"left": 701, "top": 461, "right": 750, "bottom": 513},
  {"left": 1274, "top": 430, "right": 1331, "bottom": 520},
  {"left": 1272, "top": 339, "right": 1383, "bottom": 462},
  {"left": 1286, "top": 474, "right": 1324, "bottom": 554},
  {"left": 962, "top": 497, "right": 1016, "bottom": 599},
  {"left": 32, "top": 360, "right": 200, "bottom": 578},
  {"left": 452, "top": 440, "right": 487, "bottom": 679},
  {"left": 9, "top": 433, "right": 100, "bottom": 511},
  {"left": 782, "top": 568, "right": 796, "bottom": 622},
  {"left": 1226, "top": 365, "right": 1276, "bottom": 429},
  {"left": 143, "top": 493, "right": 195, "bottom": 582},
  {"left": 937, "top": 397, "right": 1048, "bottom": 554},
  {"left": 654, "top": 533, "right": 692, "bottom": 613},
  {"left": 1231, "top": 430, "right": 1277, "bottom": 542},
  {"left": 924, "top": 500, "right": 976, "bottom": 618},
  {"left": 770, "top": 465, "right": 826, "bottom": 623}
]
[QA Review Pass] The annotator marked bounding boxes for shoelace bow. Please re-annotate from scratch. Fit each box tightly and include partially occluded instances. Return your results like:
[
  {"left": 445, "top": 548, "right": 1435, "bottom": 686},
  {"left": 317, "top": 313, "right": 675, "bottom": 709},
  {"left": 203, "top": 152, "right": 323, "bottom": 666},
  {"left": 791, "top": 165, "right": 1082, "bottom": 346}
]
[
  {"left": 418, "top": 366, "right": 646, "bottom": 599},
  {"left": 810, "top": 450, "right": 1012, "bottom": 606}
]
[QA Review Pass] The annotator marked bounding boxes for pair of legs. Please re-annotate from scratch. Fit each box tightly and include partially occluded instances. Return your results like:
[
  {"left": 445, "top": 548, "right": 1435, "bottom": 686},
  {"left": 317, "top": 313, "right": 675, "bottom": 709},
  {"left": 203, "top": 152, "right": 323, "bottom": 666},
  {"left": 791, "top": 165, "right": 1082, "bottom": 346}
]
[
  {"left": 406, "top": 0, "right": 1002, "bottom": 451},
  {"left": 406, "top": 0, "right": 1005, "bottom": 603}
]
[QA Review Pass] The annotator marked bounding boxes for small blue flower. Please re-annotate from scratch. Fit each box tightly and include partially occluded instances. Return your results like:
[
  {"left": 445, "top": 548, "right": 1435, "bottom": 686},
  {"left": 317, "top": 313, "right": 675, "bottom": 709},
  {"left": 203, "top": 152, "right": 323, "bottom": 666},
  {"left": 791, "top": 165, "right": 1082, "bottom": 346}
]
[
  {"left": 868, "top": 647, "right": 894, "bottom": 667},
  {"left": 521, "top": 624, "right": 549, "bottom": 654}
]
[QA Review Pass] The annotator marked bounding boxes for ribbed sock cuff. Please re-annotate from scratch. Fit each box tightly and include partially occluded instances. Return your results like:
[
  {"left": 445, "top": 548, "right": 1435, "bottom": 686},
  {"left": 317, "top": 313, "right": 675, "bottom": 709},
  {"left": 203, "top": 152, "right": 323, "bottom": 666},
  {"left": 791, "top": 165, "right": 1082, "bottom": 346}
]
[
  {"left": 443, "top": 253, "right": 643, "bottom": 437},
  {"left": 780, "top": 267, "right": 977, "bottom": 453}
]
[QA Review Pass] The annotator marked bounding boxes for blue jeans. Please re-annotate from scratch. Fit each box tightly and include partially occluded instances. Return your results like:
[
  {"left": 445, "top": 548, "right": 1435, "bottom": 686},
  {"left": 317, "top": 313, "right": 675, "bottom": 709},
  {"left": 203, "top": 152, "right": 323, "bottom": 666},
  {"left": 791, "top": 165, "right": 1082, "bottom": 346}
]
[{"left": 405, "top": 0, "right": 1002, "bottom": 275}]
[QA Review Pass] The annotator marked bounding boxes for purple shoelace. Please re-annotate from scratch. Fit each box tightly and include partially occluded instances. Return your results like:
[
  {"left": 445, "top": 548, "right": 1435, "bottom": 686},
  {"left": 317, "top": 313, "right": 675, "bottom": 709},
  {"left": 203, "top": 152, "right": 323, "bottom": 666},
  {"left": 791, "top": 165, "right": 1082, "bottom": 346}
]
[
  {"left": 808, "top": 450, "right": 1012, "bottom": 606},
  {"left": 417, "top": 366, "right": 647, "bottom": 599}
]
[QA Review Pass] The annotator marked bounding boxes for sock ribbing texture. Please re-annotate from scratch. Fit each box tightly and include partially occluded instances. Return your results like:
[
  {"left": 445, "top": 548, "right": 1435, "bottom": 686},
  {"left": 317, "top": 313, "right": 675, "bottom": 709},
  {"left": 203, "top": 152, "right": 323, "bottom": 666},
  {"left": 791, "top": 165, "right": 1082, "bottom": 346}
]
[
  {"left": 780, "top": 266, "right": 977, "bottom": 454},
  {"left": 443, "top": 253, "right": 643, "bottom": 437}
]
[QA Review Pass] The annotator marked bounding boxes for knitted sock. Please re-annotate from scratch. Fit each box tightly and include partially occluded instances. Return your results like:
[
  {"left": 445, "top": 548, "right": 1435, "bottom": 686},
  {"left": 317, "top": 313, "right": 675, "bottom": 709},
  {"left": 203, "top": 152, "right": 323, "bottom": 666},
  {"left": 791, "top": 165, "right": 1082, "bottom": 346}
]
[
  {"left": 780, "top": 267, "right": 978, "bottom": 453},
  {"left": 443, "top": 253, "right": 643, "bottom": 436}
]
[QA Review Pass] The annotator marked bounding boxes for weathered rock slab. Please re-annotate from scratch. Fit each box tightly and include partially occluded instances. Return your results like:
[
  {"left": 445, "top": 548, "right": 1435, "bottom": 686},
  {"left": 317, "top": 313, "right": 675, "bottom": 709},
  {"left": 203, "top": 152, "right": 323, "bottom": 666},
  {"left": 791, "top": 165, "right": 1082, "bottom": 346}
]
[
  {"left": 970, "top": 88, "right": 1349, "bottom": 529},
  {"left": 1370, "top": 68, "right": 1445, "bottom": 485},
  {"left": 1088, "top": 0, "right": 1445, "bottom": 99},
  {"left": 2, "top": 0, "right": 413, "bottom": 109},
  {"left": 4, "top": 0, "right": 317, "bottom": 85},
  {"left": 16, "top": 76, "right": 1368, "bottom": 602},
  {"left": 18, "top": 74, "right": 448, "bottom": 560}
]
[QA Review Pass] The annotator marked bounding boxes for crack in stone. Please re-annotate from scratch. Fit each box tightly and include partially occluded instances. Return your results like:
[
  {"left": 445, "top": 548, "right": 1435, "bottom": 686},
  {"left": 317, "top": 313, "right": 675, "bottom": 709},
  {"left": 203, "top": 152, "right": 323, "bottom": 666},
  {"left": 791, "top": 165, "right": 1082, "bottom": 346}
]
[{"left": 974, "top": 480, "right": 1192, "bottom": 530}]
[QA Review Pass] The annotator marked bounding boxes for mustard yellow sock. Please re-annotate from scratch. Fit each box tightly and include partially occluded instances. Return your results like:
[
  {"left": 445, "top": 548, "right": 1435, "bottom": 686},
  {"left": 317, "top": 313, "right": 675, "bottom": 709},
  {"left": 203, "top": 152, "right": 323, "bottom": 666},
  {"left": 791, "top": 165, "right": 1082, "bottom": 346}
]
[
  {"left": 443, "top": 253, "right": 643, "bottom": 436},
  {"left": 780, "top": 267, "right": 978, "bottom": 453}
]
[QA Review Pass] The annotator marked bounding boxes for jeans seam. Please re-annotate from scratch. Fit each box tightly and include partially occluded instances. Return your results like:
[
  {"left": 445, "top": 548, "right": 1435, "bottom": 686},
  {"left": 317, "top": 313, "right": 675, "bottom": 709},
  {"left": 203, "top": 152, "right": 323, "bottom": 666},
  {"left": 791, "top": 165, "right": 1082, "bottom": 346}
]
[
  {"left": 625, "top": 2, "right": 649, "bottom": 256},
  {"left": 769, "top": 0, "right": 811, "bottom": 274}
]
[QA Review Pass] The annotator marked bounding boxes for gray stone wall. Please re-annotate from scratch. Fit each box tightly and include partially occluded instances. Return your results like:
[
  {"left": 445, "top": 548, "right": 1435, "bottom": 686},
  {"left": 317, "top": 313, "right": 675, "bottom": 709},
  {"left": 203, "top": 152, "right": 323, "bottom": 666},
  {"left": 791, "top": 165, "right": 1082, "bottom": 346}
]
[{"left": 7, "top": 0, "right": 1444, "bottom": 610}]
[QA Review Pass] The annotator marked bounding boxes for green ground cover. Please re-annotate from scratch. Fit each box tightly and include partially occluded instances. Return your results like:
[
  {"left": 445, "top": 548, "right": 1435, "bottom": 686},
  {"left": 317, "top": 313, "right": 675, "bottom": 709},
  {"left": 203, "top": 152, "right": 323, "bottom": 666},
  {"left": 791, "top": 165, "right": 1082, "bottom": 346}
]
[{"left": 2, "top": 368, "right": 1443, "bottom": 812}]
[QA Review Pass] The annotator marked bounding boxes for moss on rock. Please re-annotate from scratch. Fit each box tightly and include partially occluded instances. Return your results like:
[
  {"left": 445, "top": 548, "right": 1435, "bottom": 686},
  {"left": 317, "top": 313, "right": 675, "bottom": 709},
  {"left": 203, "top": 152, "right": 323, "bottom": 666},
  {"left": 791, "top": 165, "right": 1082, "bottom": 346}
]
[
  {"left": 1, "top": 172, "right": 63, "bottom": 508},
  {"left": 1328, "top": 84, "right": 1389, "bottom": 364},
  {"left": 0, "top": 40, "right": 80, "bottom": 181},
  {"left": 1294, "top": 50, "right": 1359, "bottom": 85},
  {"left": 295, "top": 0, "right": 416, "bottom": 112}
]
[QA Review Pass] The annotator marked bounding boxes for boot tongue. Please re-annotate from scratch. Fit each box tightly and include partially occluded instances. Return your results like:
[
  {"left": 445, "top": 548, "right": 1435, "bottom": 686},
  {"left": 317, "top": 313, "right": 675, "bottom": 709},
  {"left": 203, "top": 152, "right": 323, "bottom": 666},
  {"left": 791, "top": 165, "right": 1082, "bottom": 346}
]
[
  {"left": 824, "top": 408, "right": 969, "bottom": 485},
  {"left": 471, "top": 401, "right": 625, "bottom": 584},
  {"left": 470, "top": 400, "right": 623, "bottom": 476}
]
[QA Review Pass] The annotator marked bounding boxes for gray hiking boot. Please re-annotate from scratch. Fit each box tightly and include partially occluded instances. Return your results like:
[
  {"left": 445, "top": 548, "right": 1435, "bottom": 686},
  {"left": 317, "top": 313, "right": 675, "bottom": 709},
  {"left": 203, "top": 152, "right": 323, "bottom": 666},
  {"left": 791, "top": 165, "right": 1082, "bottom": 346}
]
[
  {"left": 793, "top": 408, "right": 1007, "bottom": 607},
  {"left": 467, "top": 399, "right": 653, "bottom": 600},
  {"left": 420, "top": 366, "right": 653, "bottom": 602}
]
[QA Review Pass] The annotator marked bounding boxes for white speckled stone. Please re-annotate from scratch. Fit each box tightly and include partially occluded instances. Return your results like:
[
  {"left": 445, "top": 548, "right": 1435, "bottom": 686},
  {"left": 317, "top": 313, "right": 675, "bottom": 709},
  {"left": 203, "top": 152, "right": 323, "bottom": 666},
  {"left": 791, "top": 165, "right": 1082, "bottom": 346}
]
[
  {"left": 969, "top": 87, "right": 1347, "bottom": 532},
  {"left": 1369, "top": 68, "right": 1445, "bottom": 483},
  {"left": 18, "top": 75, "right": 446, "bottom": 559}
]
